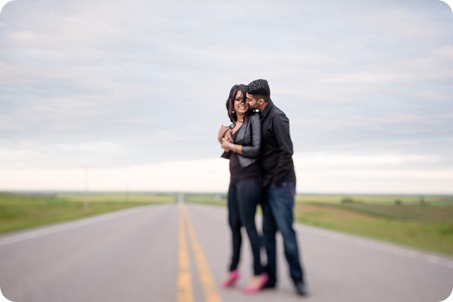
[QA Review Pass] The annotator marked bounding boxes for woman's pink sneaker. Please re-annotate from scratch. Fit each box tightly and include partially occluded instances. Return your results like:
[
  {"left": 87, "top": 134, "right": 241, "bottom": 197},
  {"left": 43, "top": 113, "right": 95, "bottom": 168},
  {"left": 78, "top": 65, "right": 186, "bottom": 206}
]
[
  {"left": 242, "top": 273, "right": 269, "bottom": 294},
  {"left": 221, "top": 270, "right": 240, "bottom": 288}
]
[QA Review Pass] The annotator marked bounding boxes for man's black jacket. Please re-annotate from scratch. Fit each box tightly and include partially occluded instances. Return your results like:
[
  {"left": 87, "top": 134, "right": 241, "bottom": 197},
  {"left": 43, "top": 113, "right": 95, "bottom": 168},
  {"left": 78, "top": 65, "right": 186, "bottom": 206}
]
[{"left": 260, "top": 99, "right": 296, "bottom": 188}]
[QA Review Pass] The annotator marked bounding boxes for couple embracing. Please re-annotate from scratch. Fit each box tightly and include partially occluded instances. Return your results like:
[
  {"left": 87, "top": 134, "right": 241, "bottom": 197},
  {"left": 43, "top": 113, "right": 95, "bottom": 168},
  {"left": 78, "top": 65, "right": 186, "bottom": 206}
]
[{"left": 218, "top": 79, "right": 307, "bottom": 296}]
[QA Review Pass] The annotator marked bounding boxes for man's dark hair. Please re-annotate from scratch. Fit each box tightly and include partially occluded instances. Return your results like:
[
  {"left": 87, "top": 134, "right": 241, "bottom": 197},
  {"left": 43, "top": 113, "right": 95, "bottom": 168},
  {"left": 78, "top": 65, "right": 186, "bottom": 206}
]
[{"left": 246, "top": 79, "right": 271, "bottom": 102}]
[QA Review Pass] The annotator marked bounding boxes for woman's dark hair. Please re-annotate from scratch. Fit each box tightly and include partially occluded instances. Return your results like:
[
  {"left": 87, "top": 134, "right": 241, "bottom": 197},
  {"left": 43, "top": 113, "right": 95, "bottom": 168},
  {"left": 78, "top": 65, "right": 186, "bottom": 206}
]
[{"left": 226, "top": 84, "right": 248, "bottom": 123}]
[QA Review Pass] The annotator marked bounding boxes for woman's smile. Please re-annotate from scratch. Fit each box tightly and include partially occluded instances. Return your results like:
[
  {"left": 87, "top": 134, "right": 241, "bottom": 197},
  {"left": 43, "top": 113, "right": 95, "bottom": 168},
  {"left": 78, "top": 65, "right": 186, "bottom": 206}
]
[{"left": 236, "top": 102, "right": 249, "bottom": 113}]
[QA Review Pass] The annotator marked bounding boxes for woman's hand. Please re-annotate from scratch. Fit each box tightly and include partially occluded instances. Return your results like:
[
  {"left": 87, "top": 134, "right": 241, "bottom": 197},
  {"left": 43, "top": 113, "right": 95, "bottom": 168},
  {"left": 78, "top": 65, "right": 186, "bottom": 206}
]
[
  {"left": 218, "top": 125, "right": 232, "bottom": 143},
  {"left": 223, "top": 130, "right": 233, "bottom": 143},
  {"left": 221, "top": 138, "right": 233, "bottom": 152}
]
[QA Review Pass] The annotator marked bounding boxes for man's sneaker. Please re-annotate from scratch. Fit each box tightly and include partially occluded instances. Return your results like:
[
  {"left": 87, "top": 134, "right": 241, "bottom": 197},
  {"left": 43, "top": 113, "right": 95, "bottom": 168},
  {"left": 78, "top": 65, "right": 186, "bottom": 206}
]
[{"left": 294, "top": 281, "right": 308, "bottom": 296}]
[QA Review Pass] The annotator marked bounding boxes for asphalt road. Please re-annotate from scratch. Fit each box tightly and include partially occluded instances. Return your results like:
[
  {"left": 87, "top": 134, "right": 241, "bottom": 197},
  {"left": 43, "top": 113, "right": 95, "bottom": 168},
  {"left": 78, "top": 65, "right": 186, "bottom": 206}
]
[{"left": 0, "top": 200, "right": 452, "bottom": 302}]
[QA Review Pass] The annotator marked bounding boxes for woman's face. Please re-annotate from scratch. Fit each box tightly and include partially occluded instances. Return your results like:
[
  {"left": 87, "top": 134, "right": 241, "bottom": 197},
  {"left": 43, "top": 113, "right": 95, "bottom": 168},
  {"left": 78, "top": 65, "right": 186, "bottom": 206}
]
[{"left": 234, "top": 90, "right": 249, "bottom": 116}]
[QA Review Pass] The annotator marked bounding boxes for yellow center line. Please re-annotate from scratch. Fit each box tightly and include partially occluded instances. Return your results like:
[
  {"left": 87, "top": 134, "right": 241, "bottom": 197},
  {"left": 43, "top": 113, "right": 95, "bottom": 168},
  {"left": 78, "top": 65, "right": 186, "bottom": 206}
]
[
  {"left": 179, "top": 202, "right": 223, "bottom": 302},
  {"left": 178, "top": 204, "right": 193, "bottom": 302}
]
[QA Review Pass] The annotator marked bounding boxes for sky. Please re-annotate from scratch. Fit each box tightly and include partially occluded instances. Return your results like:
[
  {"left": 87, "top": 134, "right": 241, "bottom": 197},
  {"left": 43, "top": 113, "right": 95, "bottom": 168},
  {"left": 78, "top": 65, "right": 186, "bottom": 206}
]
[{"left": 0, "top": 0, "right": 452, "bottom": 194}]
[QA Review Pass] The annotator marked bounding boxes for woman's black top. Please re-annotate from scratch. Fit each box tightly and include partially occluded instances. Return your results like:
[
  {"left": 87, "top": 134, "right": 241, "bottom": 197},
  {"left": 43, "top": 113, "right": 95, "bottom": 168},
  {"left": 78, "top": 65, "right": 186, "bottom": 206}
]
[{"left": 229, "top": 131, "right": 261, "bottom": 183}]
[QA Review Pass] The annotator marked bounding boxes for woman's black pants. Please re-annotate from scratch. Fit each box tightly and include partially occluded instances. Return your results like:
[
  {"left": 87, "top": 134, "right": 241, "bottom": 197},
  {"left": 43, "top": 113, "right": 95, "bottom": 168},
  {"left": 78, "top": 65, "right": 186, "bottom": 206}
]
[{"left": 227, "top": 176, "right": 263, "bottom": 275}]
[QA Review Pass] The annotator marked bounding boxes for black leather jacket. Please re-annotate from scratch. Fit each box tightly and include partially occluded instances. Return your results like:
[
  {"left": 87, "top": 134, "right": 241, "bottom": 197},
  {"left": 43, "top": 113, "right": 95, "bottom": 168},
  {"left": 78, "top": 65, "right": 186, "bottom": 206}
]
[{"left": 221, "top": 113, "right": 261, "bottom": 168}]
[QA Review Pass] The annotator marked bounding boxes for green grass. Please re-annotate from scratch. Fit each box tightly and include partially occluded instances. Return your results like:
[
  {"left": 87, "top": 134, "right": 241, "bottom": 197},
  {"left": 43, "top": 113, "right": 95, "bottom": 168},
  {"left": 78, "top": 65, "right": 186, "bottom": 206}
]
[
  {"left": 2, "top": 192, "right": 452, "bottom": 257},
  {"left": 295, "top": 196, "right": 453, "bottom": 256},
  {"left": 184, "top": 193, "right": 226, "bottom": 206},
  {"left": 60, "top": 192, "right": 176, "bottom": 204},
  {"left": 0, "top": 192, "right": 176, "bottom": 233},
  {"left": 296, "top": 194, "right": 452, "bottom": 205},
  {"left": 186, "top": 193, "right": 453, "bottom": 256}
]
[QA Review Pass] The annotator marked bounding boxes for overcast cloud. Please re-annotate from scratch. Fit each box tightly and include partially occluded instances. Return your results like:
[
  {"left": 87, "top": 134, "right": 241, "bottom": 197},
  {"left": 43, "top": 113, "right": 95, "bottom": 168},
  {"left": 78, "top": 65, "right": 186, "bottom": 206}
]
[{"left": 1, "top": 0, "right": 452, "bottom": 193}]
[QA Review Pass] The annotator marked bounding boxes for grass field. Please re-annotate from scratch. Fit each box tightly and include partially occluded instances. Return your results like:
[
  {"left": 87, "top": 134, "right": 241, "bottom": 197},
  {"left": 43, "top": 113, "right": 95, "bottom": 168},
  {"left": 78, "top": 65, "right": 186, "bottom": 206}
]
[
  {"left": 2, "top": 191, "right": 452, "bottom": 257},
  {"left": 185, "top": 193, "right": 226, "bottom": 205},
  {"left": 186, "top": 193, "right": 453, "bottom": 257},
  {"left": 295, "top": 194, "right": 452, "bottom": 205},
  {"left": 0, "top": 192, "right": 176, "bottom": 233}
]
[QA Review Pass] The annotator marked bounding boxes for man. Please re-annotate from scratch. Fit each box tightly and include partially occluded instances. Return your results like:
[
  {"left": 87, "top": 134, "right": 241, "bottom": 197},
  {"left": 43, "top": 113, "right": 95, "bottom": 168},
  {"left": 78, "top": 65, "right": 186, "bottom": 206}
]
[{"left": 245, "top": 79, "right": 307, "bottom": 296}]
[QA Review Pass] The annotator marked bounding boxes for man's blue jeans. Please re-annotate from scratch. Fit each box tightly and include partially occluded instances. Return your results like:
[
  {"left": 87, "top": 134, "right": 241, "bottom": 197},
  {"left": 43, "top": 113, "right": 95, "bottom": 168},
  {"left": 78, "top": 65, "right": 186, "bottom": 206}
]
[{"left": 262, "top": 181, "right": 304, "bottom": 285}]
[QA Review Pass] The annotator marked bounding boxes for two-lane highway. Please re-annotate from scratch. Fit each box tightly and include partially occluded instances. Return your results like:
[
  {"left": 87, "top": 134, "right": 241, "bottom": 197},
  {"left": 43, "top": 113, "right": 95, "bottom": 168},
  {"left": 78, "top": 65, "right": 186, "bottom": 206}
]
[{"left": 1, "top": 200, "right": 452, "bottom": 302}]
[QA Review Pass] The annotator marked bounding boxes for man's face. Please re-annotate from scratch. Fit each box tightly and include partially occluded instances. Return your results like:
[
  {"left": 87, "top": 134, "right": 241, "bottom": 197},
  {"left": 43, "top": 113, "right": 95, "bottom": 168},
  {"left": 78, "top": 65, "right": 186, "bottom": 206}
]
[{"left": 246, "top": 93, "right": 260, "bottom": 110}]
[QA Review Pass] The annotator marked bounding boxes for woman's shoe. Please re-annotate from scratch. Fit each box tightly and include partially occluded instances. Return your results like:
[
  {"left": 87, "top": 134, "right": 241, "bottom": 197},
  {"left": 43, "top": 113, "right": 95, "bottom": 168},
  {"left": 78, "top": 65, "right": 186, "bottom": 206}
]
[
  {"left": 221, "top": 270, "right": 240, "bottom": 288},
  {"left": 242, "top": 273, "right": 268, "bottom": 294}
]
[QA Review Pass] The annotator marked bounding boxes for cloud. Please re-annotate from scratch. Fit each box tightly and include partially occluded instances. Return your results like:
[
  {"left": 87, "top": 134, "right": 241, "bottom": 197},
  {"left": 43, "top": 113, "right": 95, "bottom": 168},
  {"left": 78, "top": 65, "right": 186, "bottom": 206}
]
[
  {"left": 1, "top": 153, "right": 452, "bottom": 194},
  {"left": 293, "top": 153, "right": 453, "bottom": 194},
  {"left": 0, "top": 0, "right": 452, "bottom": 192}
]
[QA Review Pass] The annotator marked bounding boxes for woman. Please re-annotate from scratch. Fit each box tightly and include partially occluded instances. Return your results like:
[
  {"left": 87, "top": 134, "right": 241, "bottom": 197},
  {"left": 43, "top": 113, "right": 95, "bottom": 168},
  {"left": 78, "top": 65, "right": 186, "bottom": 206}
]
[{"left": 218, "top": 84, "right": 268, "bottom": 293}]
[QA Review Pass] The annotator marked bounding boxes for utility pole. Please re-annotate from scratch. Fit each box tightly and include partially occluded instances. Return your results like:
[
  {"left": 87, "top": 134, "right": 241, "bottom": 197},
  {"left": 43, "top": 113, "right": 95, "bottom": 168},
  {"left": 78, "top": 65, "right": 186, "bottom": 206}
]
[{"left": 84, "top": 167, "right": 90, "bottom": 209}]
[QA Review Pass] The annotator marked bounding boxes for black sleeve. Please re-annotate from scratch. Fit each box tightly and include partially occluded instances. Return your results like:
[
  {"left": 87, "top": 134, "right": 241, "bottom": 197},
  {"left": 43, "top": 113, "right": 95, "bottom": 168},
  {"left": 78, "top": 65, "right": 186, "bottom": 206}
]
[{"left": 272, "top": 113, "right": 293, "bottom": 185}]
